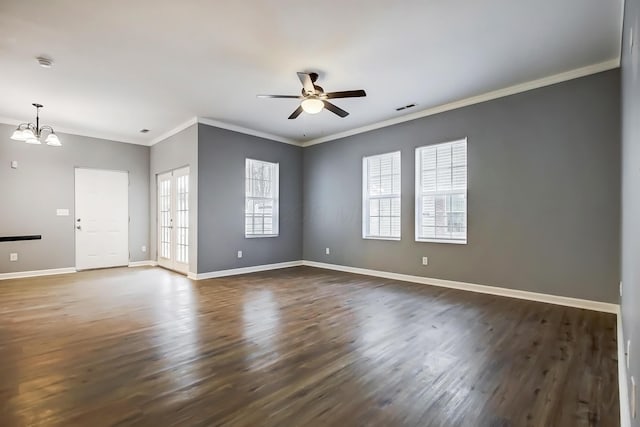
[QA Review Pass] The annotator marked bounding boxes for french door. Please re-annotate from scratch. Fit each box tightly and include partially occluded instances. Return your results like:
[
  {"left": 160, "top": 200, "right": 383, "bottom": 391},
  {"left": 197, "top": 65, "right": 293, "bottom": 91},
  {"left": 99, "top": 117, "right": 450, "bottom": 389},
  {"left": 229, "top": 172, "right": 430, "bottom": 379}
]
[
  {"left": 157, "top": 167, "right": 190, "bottom": 274},
  {"left": 75, "top": 168, "right": 129, "bottom": 270}
]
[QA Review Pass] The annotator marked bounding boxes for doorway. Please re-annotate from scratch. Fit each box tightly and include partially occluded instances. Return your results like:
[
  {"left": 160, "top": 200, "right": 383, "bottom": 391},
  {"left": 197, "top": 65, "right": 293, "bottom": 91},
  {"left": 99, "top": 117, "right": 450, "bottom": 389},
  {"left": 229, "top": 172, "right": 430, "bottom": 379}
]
[
  {"left": 75, "top": 168, "right": 129, "bottom": 270},
  {"left": 157, "top": 167, "right": 190, "bottom": 274}
]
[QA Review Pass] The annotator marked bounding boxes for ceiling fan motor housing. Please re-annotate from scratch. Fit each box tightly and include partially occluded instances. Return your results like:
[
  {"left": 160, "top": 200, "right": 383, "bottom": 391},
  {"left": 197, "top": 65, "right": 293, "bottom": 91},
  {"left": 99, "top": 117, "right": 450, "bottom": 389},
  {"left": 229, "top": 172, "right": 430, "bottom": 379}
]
[{"left": 302, "top": 85, "right": 324, "bottom": 96}]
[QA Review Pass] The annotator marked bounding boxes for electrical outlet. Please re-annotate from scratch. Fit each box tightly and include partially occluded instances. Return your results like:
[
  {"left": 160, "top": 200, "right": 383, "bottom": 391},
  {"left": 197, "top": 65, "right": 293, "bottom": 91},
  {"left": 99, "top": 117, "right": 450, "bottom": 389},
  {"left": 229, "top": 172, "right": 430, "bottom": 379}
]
[
  {"left": 422, "top": 257, "right": 428, "bottom": 266},
  {"left": 632, "top": 376, "right": 637, "bottom": 419},
  {"left": 10, "top": 160, "right": 18, "bottom": 169},
  {"left": 237, "top": 250, "right": 243, "bottom": 258},
  {"left": 9, "top": 253, "right": 18, "bottom": 262},
  {"left": 141, "top": 246, "right": 147, "bottom": 253},
  {"left": 325, "top": 248, "right": 330, "bottom": 255},
  {"left": 628, "top": 340, "right": 632, "bottom": 370}
]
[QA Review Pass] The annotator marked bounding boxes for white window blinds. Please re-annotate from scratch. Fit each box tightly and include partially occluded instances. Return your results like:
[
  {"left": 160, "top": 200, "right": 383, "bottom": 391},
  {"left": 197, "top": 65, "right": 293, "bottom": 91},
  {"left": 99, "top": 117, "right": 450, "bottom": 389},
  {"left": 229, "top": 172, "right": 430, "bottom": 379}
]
[
  {"left": 415, "top": 139, "right": 467, "bottom": 244},
  {"left": 362, "top": 151, "right": 401, "bottom": 239},
  {"left": 245, "top": 158, "right": 279, "bottom": 237}
]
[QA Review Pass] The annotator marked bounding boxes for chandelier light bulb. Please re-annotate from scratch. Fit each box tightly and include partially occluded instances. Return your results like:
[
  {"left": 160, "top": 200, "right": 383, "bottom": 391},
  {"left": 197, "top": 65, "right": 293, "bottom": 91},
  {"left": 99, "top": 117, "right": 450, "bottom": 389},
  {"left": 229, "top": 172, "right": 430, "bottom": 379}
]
[
  {"left": 25, "top": 135, "right": 41, "bottom": 144},
  {"left": 45, "top": 133, "right": 61, "bottom": 146},
  {"left": 22, "top": 128, "right": 36, "bottom": 140},
  {"left": 11, "top": 128, "right": 26, "bottom": 141}
]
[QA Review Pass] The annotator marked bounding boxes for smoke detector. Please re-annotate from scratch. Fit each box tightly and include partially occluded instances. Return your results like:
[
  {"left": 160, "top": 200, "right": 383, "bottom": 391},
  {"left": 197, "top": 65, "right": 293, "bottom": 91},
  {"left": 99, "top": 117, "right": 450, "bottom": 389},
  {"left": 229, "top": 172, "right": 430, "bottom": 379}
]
[{"left": 36, "top": 56, "right": 53, "bottom": 68}]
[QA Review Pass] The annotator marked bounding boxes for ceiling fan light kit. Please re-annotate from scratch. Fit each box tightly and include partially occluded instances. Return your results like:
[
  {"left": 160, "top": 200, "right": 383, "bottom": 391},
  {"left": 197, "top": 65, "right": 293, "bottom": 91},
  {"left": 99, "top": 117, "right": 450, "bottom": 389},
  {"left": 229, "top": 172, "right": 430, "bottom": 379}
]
[
  {"left": 258, "top": 72, "right": 367, "bottom": 119},
  {"left": 10, "top": 103, "right": 62, "bottom": 146},
  {"left": 301, "top": 97, "right": 324, "bottom": 114}
]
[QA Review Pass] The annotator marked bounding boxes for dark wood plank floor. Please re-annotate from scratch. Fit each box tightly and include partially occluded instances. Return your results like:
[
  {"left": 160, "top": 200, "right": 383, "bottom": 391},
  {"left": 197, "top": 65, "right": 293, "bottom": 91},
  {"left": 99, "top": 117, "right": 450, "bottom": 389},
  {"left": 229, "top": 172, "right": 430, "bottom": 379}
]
[{"left": 0, "top": 266, "right": 618, "bottom": 426}]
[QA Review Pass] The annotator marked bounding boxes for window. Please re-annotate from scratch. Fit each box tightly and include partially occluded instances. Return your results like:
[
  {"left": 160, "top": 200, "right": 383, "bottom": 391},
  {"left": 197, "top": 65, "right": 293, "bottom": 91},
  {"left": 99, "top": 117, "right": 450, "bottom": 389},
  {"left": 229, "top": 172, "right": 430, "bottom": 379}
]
[
  {"left": 362, "top": 151, "right": 401, "bottom": 240},
  {"left": 245, "top": 158, "right": 279, "bottom": 237},
  {"left": 415, "top": 139, "right": 467, "bottom": 244}
]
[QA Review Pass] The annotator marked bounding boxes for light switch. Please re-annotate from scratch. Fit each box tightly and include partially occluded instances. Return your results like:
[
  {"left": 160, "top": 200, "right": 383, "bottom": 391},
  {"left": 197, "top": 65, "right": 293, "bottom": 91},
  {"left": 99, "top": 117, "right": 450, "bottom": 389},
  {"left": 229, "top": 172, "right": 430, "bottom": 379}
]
[
  {"left": 237, "top": 250, "right": 243, "bottom": 258},
  {"left": 11, "top": 160, "right": 18, "bottom": 169},
  {"left": 9, "top": 253, "right": 18, "bottom": 262},
  {"left": 56, "top": 209, "right": 70, "bottom": 216}
]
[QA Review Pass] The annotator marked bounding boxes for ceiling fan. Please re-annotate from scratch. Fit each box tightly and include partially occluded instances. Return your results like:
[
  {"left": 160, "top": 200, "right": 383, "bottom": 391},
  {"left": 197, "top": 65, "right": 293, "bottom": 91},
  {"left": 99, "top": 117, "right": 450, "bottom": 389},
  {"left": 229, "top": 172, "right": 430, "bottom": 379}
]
[{"left": 257, "top": 72, "right": 366, "bottom": 119}]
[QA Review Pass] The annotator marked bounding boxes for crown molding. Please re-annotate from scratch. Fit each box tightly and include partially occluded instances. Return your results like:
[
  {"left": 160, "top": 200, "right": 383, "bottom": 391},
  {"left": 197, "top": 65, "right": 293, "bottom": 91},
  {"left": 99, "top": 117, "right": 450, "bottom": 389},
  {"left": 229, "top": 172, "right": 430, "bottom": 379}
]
[
  {"left": 301, "top": 58, "right": 621, "bottom": 147},
  {"left": 196, "top": 117, "right": 301, "bottom": 146},
  {"left": 148, "top": 117, "right": 198, "bottom": 146}
]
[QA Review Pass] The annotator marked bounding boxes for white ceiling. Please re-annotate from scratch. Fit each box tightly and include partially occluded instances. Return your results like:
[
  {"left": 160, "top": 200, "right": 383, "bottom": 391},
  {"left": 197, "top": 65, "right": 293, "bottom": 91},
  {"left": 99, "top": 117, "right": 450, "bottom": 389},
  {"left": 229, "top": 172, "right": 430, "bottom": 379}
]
[{"left": 0, "top": 0, "right": 623, "bottom": 146}]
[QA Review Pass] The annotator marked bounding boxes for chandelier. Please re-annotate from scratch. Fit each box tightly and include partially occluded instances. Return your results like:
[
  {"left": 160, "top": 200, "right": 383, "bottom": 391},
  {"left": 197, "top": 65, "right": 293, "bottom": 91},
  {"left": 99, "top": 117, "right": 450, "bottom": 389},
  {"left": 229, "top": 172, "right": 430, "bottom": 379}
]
[{"left": 10, "top": 103, "right": 61, "bottom": 146}]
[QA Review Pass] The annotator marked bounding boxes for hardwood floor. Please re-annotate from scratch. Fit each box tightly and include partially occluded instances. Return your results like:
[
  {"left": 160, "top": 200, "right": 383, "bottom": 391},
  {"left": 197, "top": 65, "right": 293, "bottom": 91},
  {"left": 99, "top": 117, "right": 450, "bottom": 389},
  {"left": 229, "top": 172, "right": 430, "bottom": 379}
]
[{"left": 0, "top": 266, "right": 618, "bottom": 426}]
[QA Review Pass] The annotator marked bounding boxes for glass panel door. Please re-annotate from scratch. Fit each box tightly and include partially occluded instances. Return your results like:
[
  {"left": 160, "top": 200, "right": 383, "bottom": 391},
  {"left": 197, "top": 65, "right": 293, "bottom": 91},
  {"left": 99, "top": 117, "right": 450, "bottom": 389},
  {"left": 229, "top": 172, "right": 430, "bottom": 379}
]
[{"left": 157, "top": 167, "right": 190, "bottom": 274}]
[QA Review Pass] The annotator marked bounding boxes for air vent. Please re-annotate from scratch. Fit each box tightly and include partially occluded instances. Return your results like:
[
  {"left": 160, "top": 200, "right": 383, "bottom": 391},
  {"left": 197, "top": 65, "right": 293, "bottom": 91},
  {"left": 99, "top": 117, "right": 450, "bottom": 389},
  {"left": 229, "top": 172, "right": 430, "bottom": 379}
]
[
  {"left": 36, "top": 56, "right": 53, "bottom": 68},
  {"left": 396, "top": 103, "right": 417, "bottom": 112},
  {"left": 140, "top": 129, "right": 150, "bottom": 133}
]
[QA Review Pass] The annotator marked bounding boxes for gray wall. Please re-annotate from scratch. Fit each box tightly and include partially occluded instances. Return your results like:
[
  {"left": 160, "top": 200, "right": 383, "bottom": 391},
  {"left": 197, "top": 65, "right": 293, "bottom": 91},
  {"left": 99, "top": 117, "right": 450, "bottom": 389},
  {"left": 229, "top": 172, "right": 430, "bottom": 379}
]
[
  {"left": 197, "top": 123, "right": 303, "bottom": 273},
  {"left": 303, "top": 70, "right": 620, "bottom": 303},
  {"left": 621, "top": 0, "right": 640, "bottom": 424},
  {"left": 0, "top": 123, "right": 149, "bottom": 273},
  {"left": 149, "top": 124, "right": 198, "bottom": 273}
]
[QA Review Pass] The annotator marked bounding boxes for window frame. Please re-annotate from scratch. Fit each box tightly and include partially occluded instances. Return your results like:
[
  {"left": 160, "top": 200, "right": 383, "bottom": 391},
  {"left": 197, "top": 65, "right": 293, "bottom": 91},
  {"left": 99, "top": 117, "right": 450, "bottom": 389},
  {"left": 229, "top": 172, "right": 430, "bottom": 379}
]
[
  {"left": 415, "top": 138, "right": 468, "bottom": 245},
  {"left": 362, "top": 150, "right": 402, "bottom": 241},
  {"left": 245, "top": 158, "right": 279, "bottom": 238}
]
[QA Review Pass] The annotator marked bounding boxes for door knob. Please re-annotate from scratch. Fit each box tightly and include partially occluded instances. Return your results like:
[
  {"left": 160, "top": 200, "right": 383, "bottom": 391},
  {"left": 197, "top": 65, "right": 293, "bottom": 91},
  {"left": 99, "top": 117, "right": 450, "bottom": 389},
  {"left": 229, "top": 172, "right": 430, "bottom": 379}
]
[{"left": 76, "top": 225, "right": 82, "bottom": 230}]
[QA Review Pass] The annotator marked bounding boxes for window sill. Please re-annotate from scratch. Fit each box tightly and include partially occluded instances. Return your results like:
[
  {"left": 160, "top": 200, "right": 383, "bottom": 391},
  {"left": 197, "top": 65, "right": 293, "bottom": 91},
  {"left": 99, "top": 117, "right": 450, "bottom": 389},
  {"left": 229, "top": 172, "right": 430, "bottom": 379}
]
[
  {"left": 245, "top": 234, "right": 279, "bottom": 239},
  {"left": 416, "top": 238, "right": 467, "bottom": 245},
  {"left": 363, "top": 236, "right": 401, "bottom": 241}
]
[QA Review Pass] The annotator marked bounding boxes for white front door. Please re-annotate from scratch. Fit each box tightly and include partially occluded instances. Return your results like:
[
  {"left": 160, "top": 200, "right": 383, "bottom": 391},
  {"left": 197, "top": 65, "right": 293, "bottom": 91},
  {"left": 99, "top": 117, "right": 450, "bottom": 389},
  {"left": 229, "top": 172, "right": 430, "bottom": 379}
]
[
  {"left": 157, "top": 167, "right": 189, "bottom": 274},
  {"left": 75, "top": 168, "right": 129, "bottom": 270}
]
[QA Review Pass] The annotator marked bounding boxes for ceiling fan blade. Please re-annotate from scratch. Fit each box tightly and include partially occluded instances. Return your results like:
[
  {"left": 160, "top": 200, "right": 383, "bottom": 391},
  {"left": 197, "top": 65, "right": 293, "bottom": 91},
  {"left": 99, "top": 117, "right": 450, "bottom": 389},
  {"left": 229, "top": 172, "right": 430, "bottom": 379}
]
[
  {"left": 257, "top": 94, "right": 302, "bottom": 99},
  {"left": 297, "top": 72, "right": 316, "bottom": 94},
  {"left": 288, "top": 105, "right": 304, "bottom": 119},
  {"left": 323, "top": 101, "right": 349, "bottom": 118},
  {"left": 325, "top": 90, "right": 367, "bottom": 99}
]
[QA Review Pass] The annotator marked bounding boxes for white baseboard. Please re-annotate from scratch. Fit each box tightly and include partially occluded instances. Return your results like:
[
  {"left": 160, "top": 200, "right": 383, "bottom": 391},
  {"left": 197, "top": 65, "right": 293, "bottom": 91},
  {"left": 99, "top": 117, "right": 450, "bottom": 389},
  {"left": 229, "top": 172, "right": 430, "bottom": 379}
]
[
  {"left": 191, "top": 260, "right": 303, "bottom": 280},
  {"left": 0, "top": 267, "right": 77, "bottom": 280},
  {"left": 618, "top": 307, "right": 632, "bottom": 427},
  {"left": 128, "top": 260, "right": 158, "bottom": 267},
  {"left": 301, "top": 260, "right": 619, "bottom": 314}
]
